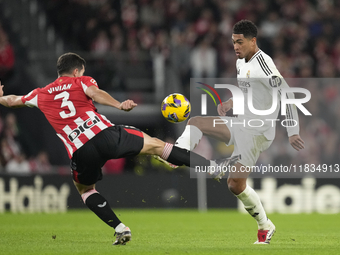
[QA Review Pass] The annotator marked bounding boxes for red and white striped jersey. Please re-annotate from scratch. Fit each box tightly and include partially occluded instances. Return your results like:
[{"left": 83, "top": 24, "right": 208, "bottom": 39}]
[{"left": 21, "top": 76, "right": 113, "bottom": 158}]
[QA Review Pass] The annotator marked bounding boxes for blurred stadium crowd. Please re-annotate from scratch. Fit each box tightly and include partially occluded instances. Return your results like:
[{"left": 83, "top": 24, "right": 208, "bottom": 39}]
[{"left": 0, "top": 0, "right": 340, "bottom": 174}]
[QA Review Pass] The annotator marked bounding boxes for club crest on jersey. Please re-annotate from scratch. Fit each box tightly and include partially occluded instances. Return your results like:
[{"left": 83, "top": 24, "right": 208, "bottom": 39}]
[
  {"left": 68, "top": 116, "right": 101, "bottom": 142},
  {"left": 246, "top": 70, "right": 250, "bottom": 78}
]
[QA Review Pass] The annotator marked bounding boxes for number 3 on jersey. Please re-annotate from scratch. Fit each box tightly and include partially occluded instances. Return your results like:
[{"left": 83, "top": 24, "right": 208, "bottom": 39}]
[{"left": 54, "top": 91, "right": 76, "bottom": 118}]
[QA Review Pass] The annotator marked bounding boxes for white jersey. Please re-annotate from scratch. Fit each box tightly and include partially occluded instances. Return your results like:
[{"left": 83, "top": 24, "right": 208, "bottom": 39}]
[{"left": 235, "top": 49, "right": 299, "bottom": 140}]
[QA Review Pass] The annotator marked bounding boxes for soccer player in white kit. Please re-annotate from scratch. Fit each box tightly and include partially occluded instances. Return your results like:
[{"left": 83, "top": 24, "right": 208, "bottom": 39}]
[{"left": 175, "top": 20, "right": 305, "bottom": 244}]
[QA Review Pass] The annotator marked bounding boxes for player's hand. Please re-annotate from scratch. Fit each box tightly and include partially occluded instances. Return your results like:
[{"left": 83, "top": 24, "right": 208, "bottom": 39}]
[
  {"left": 289, "top": 134, "right": 305, "bottom": 151},
  {"left": 119, "top": 99, "right": 137, "bottom": 111},
  {"left": 0, "top": 81, "right": 3, "bottom": 97},
  {"left": 217, "top": 100, "right": 233, "bottom": 116}
]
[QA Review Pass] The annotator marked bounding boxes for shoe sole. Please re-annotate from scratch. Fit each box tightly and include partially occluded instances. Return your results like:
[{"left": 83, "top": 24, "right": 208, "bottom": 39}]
[
  {"left": 120, "top": 234, "right": 131, "bottom": 245},
  {"left": 113, "top": 231, "right": 131, "bottom": 245}
]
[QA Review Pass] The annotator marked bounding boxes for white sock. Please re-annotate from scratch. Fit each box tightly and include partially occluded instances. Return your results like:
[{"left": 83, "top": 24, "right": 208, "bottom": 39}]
[
  {"left": 175, "top": 125, "right": 203, "bottom": 150},
  {"left": 236, "top": 185, "right": 268, "bottom": 229},
  {"left": 115, "top": 223, "right": 126, "bottom": 233}
]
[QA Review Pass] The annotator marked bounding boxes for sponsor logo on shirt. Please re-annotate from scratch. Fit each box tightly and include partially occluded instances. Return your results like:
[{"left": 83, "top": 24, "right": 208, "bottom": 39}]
[
  {"left": 68, "top": 116, "right": 101, "bottom": 142},
  {"left": 90, "top": 79, "right": 97, "bottom": 86},
  {"left": 269, "top": 76, "right": 282, "bottom": 87}
]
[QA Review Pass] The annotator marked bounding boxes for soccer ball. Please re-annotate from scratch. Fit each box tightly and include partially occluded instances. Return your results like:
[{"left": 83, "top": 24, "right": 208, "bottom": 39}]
[{"left": 161, "top": 93, "right": 191, "bottom": 123}]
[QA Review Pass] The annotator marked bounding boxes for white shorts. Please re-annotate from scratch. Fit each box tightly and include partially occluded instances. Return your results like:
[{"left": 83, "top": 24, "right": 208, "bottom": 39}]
[{"left": 220, "top": 117, "right": 273, "bottom": 167}]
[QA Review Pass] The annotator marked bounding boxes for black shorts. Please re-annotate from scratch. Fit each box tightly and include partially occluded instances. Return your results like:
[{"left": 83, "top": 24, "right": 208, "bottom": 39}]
[{"left": 70, "top": 125, "right": 144, "bottom": 185}]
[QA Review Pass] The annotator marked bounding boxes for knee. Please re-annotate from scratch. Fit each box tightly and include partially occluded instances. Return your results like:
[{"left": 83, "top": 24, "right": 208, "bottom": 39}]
[
  {"left": 73, "top": 181, "right": 95, "bottom": 195},
  {"left": 227, "top": 178, "right": 247, "bottom": 195},
  {"left": 227, "top": 178, "right": 236, "bottom": 192}
]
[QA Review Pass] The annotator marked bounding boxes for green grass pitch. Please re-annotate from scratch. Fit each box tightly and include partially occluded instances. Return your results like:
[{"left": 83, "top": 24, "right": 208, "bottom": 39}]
[{"left": 0, "top": 209, "right": 339, "bottom": 255}]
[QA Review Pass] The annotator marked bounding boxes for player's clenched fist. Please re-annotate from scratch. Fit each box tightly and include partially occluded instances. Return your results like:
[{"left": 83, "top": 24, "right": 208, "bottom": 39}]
[
  {"left": 119, "top": 99, "right": 137, "bottom": 111},
  {"left": 217, "top": 99, "right": 233, "bottom": 116}
]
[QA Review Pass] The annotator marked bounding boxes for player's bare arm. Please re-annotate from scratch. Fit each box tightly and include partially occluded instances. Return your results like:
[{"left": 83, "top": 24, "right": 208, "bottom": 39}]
[
  {"left": 0, "top": 83, "right": 25, "bottom": 108},
  {"left": 85, "top": 85, "right": 137, "bottom": 111},
  {"left": 217, "top": 98, "right": 233, "bottom": 116},
  {"left": 289, "top": 134, "right": 305, "bottom": 151}
]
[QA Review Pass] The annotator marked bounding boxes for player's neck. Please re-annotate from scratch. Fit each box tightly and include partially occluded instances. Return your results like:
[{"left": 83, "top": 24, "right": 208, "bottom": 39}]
[
  {"left": 245, "top": 46, "right": 259, "bottom": 62},
  {"left": 58, "top": 75, "right": 73, "bottom": 78}
]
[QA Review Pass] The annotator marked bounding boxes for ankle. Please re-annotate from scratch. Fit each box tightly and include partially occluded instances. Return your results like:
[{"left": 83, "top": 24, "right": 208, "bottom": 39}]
[
  {"left": 257, "top": 218, "right": 269, "bottom": 230},
  {"left": 115, "top": 223, "right": 126, "bottom": 232}
]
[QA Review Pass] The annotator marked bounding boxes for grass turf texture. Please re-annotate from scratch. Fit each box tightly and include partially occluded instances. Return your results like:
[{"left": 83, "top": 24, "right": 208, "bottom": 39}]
[{"left": 0, "top": 209, "right": 339, "bottom": 255}]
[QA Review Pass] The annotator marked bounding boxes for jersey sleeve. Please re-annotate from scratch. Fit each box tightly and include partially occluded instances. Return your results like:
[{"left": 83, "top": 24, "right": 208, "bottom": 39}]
[
  {"left": 278, "top": 79, "right": 300, "bottom": 137},
  {"left": 21, "top": 88, "right": 40, "bottom": 108},
  {"left": 263, "top": 57, "right": 300, "bottom": 137},
  {"left": 80, "top": 76, "right": 99, "bottom": 94}
]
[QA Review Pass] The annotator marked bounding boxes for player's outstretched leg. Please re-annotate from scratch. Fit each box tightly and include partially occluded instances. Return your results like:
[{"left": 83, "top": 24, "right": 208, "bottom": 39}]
[
  {"left": 227, "top": 168, "right": 276, "bottom": 244},
  {"left": 155, "top": 116, "right": 232, "bottom": 169},
  {"left": 140, "top": 133, "right": 230, "bottom": 169},
  {"left": 153, "top": 123, "right": 201, "bottom": 168},
  {"left": 73, "top": 182, "right": 131, "bottom": 245}
]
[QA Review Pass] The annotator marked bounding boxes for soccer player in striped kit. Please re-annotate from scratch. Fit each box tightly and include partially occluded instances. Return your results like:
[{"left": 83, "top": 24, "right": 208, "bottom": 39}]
[
  {"left": 175, "top": 20, "right": 305, "bottom": 244},
  {"left": 0, "top": 52, "right": 229, "bottom": 245}
]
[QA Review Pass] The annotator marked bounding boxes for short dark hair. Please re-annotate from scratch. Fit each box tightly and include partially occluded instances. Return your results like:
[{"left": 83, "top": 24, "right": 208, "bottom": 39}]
[
  {"left": 233, "top": 20, "right": 258, "bottom": 39},
  {"left": 57, "top": 52, "right": 86, "bottom": 76}
]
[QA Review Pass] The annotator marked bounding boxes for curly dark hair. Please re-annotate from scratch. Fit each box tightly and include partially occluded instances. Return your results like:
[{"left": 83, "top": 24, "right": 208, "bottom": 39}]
[{"left": 233, "top": 20, "right": 258, "bottom": 39}]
